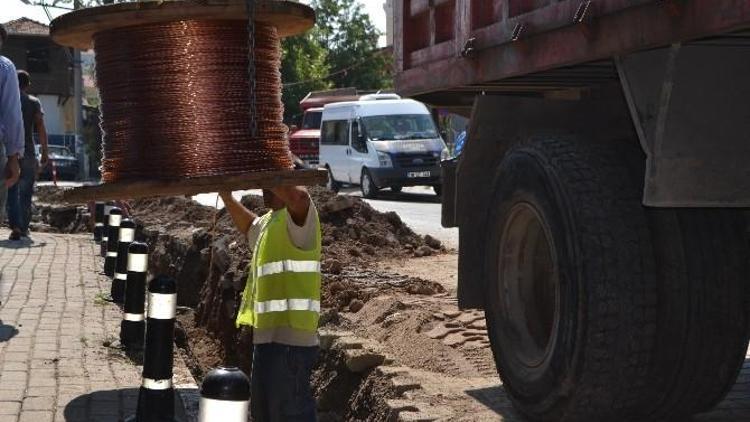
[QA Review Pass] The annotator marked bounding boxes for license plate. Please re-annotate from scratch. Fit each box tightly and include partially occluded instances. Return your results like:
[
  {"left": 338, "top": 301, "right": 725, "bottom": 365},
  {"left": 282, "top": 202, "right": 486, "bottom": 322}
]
[{"left": 408, "top": 171, "right": 431, "bottom": 178}]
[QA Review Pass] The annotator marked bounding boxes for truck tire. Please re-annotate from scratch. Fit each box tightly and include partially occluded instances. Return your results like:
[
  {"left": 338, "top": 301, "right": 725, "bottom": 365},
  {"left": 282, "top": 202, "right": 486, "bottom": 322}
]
[
  {"left": 484, "top": 138, "right": 658, "bottom": 421},
  {"left": 645, "top": 208, "right": 749, "bottom": 419}
]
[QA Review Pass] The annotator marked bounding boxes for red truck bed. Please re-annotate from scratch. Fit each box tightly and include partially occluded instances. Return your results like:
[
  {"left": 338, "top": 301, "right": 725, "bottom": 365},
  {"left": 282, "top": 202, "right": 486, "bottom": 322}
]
[{"left": 394, "top": 0, "right": 750, "bottom": 104}]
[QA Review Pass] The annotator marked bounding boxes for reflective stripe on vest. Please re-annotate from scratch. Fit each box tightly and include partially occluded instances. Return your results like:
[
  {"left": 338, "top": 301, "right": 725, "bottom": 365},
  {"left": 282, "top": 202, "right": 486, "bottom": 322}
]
[
  {"left": 257, "top": 260, "right": 320, "bottom": 277},
  {"left": 254, "top": 298, "right": 321, "bottom": 314}
]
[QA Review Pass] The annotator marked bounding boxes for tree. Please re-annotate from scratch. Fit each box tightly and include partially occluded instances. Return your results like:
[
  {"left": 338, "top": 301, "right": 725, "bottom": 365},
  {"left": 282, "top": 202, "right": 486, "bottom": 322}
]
[
  {"left": 312, "top": 0, "right": 392, "bottom": 90},
  {"left": 280, "top": 29, "right": 331, "bottom": 124}
]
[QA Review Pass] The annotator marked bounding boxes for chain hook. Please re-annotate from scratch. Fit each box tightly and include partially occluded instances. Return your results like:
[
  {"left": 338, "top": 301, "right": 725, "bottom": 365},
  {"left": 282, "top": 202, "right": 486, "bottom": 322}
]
[{"left": 246, "top": 0, "right": 258, "bottom": 140}]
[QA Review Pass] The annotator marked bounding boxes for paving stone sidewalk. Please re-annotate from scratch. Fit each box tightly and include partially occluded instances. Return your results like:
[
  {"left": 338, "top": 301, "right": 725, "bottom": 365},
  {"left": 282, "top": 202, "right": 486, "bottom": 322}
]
[{"left": 0, "top": 231, "right": 198, "bottom": 422}]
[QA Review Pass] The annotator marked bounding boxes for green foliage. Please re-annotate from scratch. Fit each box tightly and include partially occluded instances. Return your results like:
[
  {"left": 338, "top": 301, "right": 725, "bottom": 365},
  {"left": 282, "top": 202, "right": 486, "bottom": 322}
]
[
  {"left": 281, "top": 28, "right": 331, "bottom": 123},
  {"left": 311, "top": 0, "right": 391, "bottom": 90},
  {"left": 281, "top": 0, "right": 392, "bottom": 124}
]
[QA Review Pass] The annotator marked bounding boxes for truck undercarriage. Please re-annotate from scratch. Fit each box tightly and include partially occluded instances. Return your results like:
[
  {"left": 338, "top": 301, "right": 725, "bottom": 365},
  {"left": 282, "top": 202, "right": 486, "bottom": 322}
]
[{"left": 395, "top": 0, "right": 750, "bottom": 419}]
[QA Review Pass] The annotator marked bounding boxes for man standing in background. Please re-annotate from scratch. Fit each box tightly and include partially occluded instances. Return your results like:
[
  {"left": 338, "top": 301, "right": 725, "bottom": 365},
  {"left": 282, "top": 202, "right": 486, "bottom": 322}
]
[
  {"left": 0, "top": 23, "right": 24, "bottom": 232},
  {"left": 7, "top": 70, "right": 48, "bottom": 240}
]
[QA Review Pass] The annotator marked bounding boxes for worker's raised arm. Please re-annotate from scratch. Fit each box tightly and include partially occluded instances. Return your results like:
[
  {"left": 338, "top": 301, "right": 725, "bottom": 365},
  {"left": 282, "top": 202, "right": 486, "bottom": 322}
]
[
  {"left": 270, "top": 185, "right": 310, "bottom": 226},
  {"left": 219, "top": 191, "right": 257, "bottom": 235}
]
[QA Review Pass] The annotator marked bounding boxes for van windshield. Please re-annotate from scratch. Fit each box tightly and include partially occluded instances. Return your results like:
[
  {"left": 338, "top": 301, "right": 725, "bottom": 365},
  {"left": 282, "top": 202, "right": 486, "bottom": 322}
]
[{"left": 361, "top": 114, "right": 438, "bottom": 141}]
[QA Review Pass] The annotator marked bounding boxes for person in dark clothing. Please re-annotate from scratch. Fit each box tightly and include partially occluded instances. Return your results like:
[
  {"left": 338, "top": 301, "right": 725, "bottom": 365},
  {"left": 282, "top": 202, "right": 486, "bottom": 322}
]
[{"left": 7, "top": 70, "right": 47, "bottom": 240}]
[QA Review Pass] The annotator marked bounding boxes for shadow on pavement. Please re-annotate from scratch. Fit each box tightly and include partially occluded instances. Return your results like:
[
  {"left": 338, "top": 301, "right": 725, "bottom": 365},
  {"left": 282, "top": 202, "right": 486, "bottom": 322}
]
[
  {"left": 63, "top": 387, "right": 197, "bottom": 422},
  {"left": 0, "top": 238, "right": 46, "bottom": 249},
  {"left": 0, "top": 321, "right": 18, "bottom": 342}
]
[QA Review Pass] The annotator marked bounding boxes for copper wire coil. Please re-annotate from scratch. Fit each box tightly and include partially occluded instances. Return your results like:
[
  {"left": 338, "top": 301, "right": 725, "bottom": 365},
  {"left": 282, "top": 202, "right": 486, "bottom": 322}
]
[{"left": 93, "top": 20, "right": 292, "bottom": 182}]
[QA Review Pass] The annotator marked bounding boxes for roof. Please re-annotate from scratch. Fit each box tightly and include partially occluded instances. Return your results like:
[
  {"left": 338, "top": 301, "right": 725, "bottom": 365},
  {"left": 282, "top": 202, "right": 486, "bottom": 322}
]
[
  {"left": 323, "top": 99, "right": 429, "bottom": 119},
  {"left": 3, "top": 18, "right": 50, "bottom": 36}
]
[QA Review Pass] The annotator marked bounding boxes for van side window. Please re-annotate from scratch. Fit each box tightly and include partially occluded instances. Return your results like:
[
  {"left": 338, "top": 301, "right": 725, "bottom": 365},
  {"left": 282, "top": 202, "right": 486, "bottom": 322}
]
[
  {"left": 351, "top": 121, "right": 367, "bottom": 153},
  {"left": 321, "top": 120, "right": 349, "bottom": 145}
]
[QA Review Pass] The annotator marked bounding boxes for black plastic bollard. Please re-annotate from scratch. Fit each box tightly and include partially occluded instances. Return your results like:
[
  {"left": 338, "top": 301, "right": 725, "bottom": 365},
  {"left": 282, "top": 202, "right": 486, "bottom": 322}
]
[
  {"left": 104, "top": 207, "right": 122, "bottom": 277},
  {"left": 94, "top": 202, "right": 105, "bottom": 242},
  {"left": 112, "top": 219, "right": 136, "bottom": 304},
  {"left": 121, "top": 242, "right": 148, "bottom": 350},
  {"left": 199, "top": 367, "right": 251, "bottom": 422},
  {"left": 100, "top": 204, "right": 113, "bottom": 257},
  {"left": 127, "top": 275, "right": 177, "bottom": 422}
]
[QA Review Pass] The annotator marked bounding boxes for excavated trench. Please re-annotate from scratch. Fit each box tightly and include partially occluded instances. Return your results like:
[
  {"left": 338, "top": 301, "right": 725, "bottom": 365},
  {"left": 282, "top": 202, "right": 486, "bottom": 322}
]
[{"left": 35, "top": 186, "right": 447, "bottom": 421}]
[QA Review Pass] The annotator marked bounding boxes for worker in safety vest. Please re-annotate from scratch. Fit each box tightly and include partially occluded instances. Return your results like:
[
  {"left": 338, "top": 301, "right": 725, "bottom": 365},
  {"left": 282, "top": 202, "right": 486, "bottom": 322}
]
[{"left": 220, "top": 186, "right": 320, "bottom": 421}]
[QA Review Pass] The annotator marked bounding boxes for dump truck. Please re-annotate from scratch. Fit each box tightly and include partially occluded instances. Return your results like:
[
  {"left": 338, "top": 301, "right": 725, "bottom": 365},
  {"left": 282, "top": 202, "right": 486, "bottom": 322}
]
[
  {"left": 289, "top": 88, "right": 361, "bottom": 167},
  {"left": 394, "top": 1, "right": 750, "bottom": 420}
]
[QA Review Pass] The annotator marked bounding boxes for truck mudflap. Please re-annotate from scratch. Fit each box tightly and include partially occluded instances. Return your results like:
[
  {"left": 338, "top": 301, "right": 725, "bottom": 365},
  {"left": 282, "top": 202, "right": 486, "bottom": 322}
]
[{"left": 440, "top": 158, "right": 458, "bottom": 228}]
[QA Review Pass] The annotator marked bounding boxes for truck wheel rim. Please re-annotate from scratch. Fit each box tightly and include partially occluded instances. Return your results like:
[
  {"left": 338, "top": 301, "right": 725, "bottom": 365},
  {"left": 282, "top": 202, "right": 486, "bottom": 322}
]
[{"left": 498, "top": 202, "right": 560, "bottom": 368}]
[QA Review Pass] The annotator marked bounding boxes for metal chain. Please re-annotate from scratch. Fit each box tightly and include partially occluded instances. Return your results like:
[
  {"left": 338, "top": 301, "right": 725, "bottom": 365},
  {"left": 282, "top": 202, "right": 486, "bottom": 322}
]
[{"left": 246, "top": 0, "right": 258, "bottom": 139}]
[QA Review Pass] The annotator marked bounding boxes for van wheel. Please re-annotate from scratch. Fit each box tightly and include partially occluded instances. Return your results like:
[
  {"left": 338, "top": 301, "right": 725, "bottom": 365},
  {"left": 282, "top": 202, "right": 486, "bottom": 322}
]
[
  {"left": 325, "top": 166, "right": 340, "bottom": 193},
  {"left": 360, "top": 169, "right": 378, "bottom": 199},
  {"left": 390, "top": 186, "right": 402, "bottom": 193}
]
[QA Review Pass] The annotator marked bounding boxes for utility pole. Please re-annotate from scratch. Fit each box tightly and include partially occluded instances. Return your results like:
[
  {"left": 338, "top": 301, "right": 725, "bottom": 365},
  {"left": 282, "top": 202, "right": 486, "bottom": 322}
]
[{"left": 73, "top": 0, "right": 87, "bottom": 180}]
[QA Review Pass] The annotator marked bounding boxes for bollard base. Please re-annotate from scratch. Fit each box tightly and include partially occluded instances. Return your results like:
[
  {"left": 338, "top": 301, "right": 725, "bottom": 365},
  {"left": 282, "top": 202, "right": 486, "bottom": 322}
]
[
  {"left": 128, "top": 386, "right": 177, "bottom": 422},
  {"left": 120, "top": 320, "right": 145, "bottom": 351},
  {"left": 104, "top": 257, "right": 116, "bottom": 277},
  {"left": 112, "top": 278, "right": 125, "bottom": 303}
]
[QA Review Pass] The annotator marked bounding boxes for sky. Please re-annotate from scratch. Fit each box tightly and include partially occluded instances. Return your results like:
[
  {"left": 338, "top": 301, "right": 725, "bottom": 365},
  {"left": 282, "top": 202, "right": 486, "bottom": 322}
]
[{"left": 0, "top": 0, "right": 388, "bottom": 44}]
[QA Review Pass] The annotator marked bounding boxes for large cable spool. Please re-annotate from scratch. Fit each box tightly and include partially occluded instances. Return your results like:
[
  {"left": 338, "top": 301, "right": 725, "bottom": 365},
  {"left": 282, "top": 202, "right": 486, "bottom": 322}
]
[{"left": 50, "top": 0, "right": 326, "bottom": 202}]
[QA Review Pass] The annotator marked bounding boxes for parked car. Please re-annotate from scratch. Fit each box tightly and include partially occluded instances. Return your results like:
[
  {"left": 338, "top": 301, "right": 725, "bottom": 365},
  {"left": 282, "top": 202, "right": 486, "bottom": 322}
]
[
  {"left": 36, "top": 144, "right": 78, "bottom": 181},
  {"left": 319, "top": 94, "right": 449, "bottom": 198}
]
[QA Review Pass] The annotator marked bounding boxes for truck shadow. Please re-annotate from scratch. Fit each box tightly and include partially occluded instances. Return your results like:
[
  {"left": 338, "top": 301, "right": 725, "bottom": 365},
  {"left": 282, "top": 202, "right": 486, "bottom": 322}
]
[
  {"left": 465, "top": 385, "right": 526, "bottom": 421},
  {"left": 466, "top": 356, "right": 750, "bottom": 421}
]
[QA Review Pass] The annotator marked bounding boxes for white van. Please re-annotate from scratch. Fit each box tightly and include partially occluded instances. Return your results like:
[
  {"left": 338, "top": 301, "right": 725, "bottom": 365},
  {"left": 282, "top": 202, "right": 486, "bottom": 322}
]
[{"left": 319, "top": 94, "right": 449, "bottom": 198}]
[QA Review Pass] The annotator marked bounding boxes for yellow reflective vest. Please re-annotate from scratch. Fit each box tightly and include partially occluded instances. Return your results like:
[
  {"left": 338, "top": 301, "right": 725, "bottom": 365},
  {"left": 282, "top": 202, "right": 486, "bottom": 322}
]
[{"left": 235, "top": 208, "right": 322, "bottom": 333}]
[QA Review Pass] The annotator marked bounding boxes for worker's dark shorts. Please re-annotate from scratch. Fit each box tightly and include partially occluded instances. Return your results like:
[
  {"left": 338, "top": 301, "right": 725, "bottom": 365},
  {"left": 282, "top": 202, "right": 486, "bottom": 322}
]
[{"left": 251, "top": 343, "right": 318, "bottom": 422}]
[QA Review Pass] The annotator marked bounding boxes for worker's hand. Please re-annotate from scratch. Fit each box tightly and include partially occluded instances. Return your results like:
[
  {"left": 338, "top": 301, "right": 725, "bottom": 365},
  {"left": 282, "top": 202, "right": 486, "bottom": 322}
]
[
  {"left": 4, "top": 155, "right": 20, "bottom": 188},
  {"left": 218, "top": 191, "right": 233, "bottom": 201},
  {"left": 270, "top": 185, "right": 310, "bottom": 226}
]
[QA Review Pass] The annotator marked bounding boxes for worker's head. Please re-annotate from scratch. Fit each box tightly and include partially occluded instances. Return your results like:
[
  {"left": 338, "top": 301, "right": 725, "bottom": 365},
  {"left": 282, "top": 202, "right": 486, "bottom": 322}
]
[
  {"left": 0, "top": 23, "right": 7, "bottom": 49},
  {"left": 262, "top": 189, "right": 285, "bottom": 211},
  {"left": 17, "top": 70, "right": 30, "bottom": 92}
]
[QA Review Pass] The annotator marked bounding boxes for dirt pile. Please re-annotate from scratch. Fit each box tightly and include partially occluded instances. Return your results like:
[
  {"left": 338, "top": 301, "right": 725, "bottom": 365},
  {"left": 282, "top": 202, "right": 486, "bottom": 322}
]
[{"left": 118, "top": 187, "right": 444, "bottom": 377}]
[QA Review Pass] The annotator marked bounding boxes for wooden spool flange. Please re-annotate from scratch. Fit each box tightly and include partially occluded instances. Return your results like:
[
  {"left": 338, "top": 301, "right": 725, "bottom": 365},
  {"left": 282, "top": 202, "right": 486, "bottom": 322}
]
[
  {"left": 61, "top": 169, "right": 329, "bottom": 203},
  {"left": 50, "top": 0, "right": 324, "bottom": 203},
  {"left": 50, "top": 0, "right": 315, "bottom": 49}
]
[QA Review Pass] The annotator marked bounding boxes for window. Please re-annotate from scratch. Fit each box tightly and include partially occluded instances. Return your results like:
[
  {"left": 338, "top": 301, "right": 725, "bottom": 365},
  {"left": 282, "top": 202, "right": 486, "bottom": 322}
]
[
  {"left": 320, "top": 120, "right": 348, "bottom": 145},
  {"left": 301, "top": 110, "right": 322, "bottom": 130},
  {"left": 351, "top": 121, "right": 367, "bottom": 153},
  {"left": 361, "top": 114, "right": 439, "bottom": 141}
]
